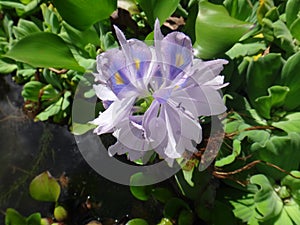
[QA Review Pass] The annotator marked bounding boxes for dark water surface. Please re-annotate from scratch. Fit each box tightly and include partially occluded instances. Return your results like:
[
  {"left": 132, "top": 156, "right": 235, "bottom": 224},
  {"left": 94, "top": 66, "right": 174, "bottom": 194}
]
[{"left": 0, "top": 76, "right": 160, "bottom": 224}]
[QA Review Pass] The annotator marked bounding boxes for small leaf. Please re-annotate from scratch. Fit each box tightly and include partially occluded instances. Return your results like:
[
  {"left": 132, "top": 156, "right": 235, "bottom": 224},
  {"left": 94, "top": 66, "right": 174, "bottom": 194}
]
[
  {"left": 29, "top": 171, "right": 61, "bottom": 202},
  {"left": 5, "top": 208, "right": 26, "bottom": 225},
  {"left": 0, "top": 59, "right": 17, "bottom": 74},
  {"left": 215, "top": 139, "right": 241, "bottom": 167},
  {"left": 22, "top": 81, "right": 45, "bottom": 102},
  {"left": 126, "top": 218, "right": 149, "bottom": 225},
  {"left": 26, "top": 213, "right": 41, "bottom": 225},
  {"left": 151, "top": 187, "right": 174, "bottom": 203},
  {"left": 5, "top": 32, "right": 84, "bottom": 72},
  {"left": 254, "top": 85, "right": 289, "bottom": 119},
  {"left": 136, "top": 0, "right": 180, "bottom": 26},
  {"left": 52, "top": 0, "right": 117, "bottom": 30},
  {"left": 157, "top": 218, "right": 173, "bottom": 225},
  {"left": 35, "top": 97, "right": 63, "bottom": 121},
  {"left": 226, "top": 42, "right": 266, "bottom": 59},
  {"left": 290, "top": 18, "right": 300, "bottom": 42}
]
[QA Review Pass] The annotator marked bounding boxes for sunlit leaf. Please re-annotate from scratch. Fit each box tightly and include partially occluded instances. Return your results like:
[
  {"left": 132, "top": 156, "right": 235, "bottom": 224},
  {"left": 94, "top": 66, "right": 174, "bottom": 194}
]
[
  {"left": 136, "top": 0, "right": 180, "bottom": 26},
  {"left": 254, "top": 85, "right": 289, "bottom": 119},
  {"left": 22, "top": 81, "right": 45, "bottom": 102},
  {"left": 126, "top": 218, "right": 149, "bottom": 225},
  {"left": 281, "top": 51, "right": 300, "bottom": 110},
  {"left": 226, "top": 42, "right": 266, "bottom": 59},
  {"left": 290, "top": 18, "right": 300, "bottom": 42},
  {"left": 194, "top": 1, "right": 253, "bottom": 59},
  {"left": 5, "top": 32, "right": 84, "bottom": 72},
  {"left": 52, "top": 0, "right": 117, "bottom": 30},
  {"left": 36, "top": 97, "right": 63, "bottom": 121},
  {"left": 5, "top": 208, "right": 26, "bottom": 225},
  {"left": 250, "top": 174, "right": 283, "bottom": 221},
  {"left": 246, "top": 53, "right": 283, "bottom": 105},
  {"left": 0, "top": 59, "right": 17, "bottom": 74},
  {"left": 286, "top": 0, "right": 300, "bottom": 28},
  {"left": 272, "top": 112, "right": 300, "bottom": 133},
  {"left": 29, "top": 171, "right": 61, "bottom": 202}
]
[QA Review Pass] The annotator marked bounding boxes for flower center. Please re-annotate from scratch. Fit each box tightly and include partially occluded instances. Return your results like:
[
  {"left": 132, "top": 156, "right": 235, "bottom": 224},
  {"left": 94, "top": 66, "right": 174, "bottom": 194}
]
[{"left": 134, "top": 95, "right": 154, "bottom": 114}]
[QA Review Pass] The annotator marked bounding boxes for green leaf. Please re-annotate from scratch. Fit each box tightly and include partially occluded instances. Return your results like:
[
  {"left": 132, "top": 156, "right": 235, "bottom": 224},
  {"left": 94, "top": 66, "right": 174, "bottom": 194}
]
[
  {"left": 286, "top": 0, "right": 300, "bottom": 28},
  {"left": 254, "top": 85, "right": 289, "bottom": 119},
  {"left": 223, "top": 0, "right": 254, "bottom": 21},
  {"left": 12, "top": 19, "right": 41, "bottom": 40},
  {"left": 130, "top": 173, "right": 153, "bottom": 201},
  {"left": 5, "top": 32, "right": 84, "bottom": 72},
  {"left": 284, "top": 200, "right": 300, "bottom": 225},
  {"left": 215, "top": 139, "right": 241, "bottom": 167},
  {"left": 5, "top": 208, "right": 26, "bottom": 225},
  {"left": 52, "top": 0, "right": 117, "bottom": 30},
  {"left": 272, "top": 112, "right": 300, "bottom": 133},
  {"left": 246, "top": 53, "right": 283, "bottom": 104},
  {"left": 136, "top": 0, "right": 180, "bottom": 26},
  {"left": 22, "top": 81, "right": 45, "bottom": 102},
  {"left": 151, "top": 187, "right": 174, "bottom": 203},
  {"left": 126, "top": 218, "right": 149, "bottom": 225},
  {"left": 41, "top": 84, "right": 60, "bottom": 101},
  {"left": 163, "top": 198, "right": 190, "bottom": 219},
  {"left": 157, "top": 218, "right": 173, "bottom": 225},
  {"left": 252, "top": 133, "right": 300, "bottom": 179},
  {"left": 26, "top": 213, "right": 41, "bottom": 225},
  {"left": 250, "top": 174, "right": 283, "bottom": 221},
  {"left": 178, "top": 209, "right": 194, "bottom": 225},
  {"left": 36, "top": 97, "right": 63, "bottom": 121},
  {"left": 194, "top": 1, "right": 253, "bottom": 59},
  {"left": 29, "top": 171, "right": 61, "bottom": 202},
  {"left": 0, "top": 59, "right": 17, "bottom": 74},
  {"left": 281, "top": 51, "right": 300, "bottom": 110},
  {"left": 281, "top": 171, "right": 300, "bottom": 202},
  {"left": 290, "top": 18, "right": 300, "bottom": 42},
  {"left": 71, "top": 123, "right": 97, "bottom": 135},
  {"left": 226, "top": 42, "right": 266, "bottom": 59}
]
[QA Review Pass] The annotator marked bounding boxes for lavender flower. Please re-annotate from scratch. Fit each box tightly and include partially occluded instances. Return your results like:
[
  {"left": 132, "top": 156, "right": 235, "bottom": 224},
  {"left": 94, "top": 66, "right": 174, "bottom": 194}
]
[{"left": 91, "top": 19, "right": 227, "bottom": 162}]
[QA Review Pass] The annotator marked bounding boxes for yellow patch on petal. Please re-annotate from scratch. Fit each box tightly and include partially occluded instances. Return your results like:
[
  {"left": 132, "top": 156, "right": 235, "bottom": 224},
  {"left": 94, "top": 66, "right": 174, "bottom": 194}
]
[
  {"left": 114, "top": 72, "right": 124, "bottom": 85},
  {"left": 134, "top": 58, "right": 140, "bottom": 70},
  {"left": 175, "top": 54, "right": 184, "bottom": 67}
]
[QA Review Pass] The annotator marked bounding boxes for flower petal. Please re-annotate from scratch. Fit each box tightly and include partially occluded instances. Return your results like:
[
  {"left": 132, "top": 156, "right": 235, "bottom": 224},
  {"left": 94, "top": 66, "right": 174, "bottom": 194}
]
[{"left": 91, "top": 97, "right": 135, "bottom": 135}]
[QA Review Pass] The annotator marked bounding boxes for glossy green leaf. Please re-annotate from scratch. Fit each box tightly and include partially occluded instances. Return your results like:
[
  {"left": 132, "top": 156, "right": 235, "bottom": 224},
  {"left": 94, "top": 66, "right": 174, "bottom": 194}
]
[
  {"left": 194, "top": 1, "right": 253, "bottom": 59},
  {"left": 5, "top": 208, "right": 26, "bottom": 225},
  {"left": 126, "top": 218, "right": 148, "bottom": 225},
  {"left": 284, "top": 200, "right": 300, "bottom": 225},
  {"left": 272, "top": 112, "right": 300, "bottom": 133},
  {"left": 226, "top": 42, "right": 266, "bottom": 59},
  {"left": 286, "top": 0, "right": 300, "bottom": 28},
  {"left": 41, "top": 84, "right": 60, "bottom": 101},
  {"left": 12, "top": 19, "right": 41, "bottom": 40},
  {"left": 252, "top": 133, "right": 300, "bottom": 179},
  {"left": 272, "top": 19, "right": 297, "bottom": 55},
  {"left": 215, "top": 139, "right": 241, "bottom": 167},
  {"left": 223, "top": 0, "right": 254, "bottom": 21},
  {"left": 250, "top": 174, "right": 283, "bottom": 221},
  {"left": 157, "top": 218, "right": 173, "bottom": 225},
  {"left": 29, "top": 171, "right": 61, "bottom": 202},
  {"left": 52, "top": 0, "right": 117, "bottom": 30},
  {"left": 130, "top": 173, "right": 153, "bottom": 200},
  {"left": 0, "top": 59, "right": 17, "bottom": 74},
  {"left": 136, "top": 0, "right": 180, "bottom": 26},
  {"left": 281, "top": 51, "right": 300, "bottom": 110},
  {"left": 5, "top": 32, "right": 84, "bottom": 72},
  {"left": 254, "top": 85, "right": 289, "bottom": 119},
  {"left": 281, "top": 171, "right": 300, "bottom": 202},
  {"left": 290, "top": 18, "right": 300, "bottom": 42},
  {"left": 246, "top": 53, "right": 283, "bottom": 105},
  {"left": 22, "top": 81, "right": 45, "bottom": 102},
  {"left": 36, "top": 97, "right": 63, "bottom": 121},
  {"left": 26, "top": 213, "right": 41, "bottom": 225}
]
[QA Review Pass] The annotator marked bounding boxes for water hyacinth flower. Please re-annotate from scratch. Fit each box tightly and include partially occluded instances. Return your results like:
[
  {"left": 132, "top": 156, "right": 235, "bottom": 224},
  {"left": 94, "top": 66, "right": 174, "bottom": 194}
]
[{"left": 91, "top": 19, "right": 228, "bottom": 163}]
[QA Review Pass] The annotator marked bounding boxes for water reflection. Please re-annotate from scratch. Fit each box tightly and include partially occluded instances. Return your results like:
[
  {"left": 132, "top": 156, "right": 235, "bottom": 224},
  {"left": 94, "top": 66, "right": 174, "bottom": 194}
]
[{"left": 0, "top": 76, "right": 160, "bottom": 224}]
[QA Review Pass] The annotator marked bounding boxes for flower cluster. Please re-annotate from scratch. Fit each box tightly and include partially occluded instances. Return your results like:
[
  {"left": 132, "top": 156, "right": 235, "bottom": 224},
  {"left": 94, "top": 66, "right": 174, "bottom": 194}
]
[{"left": 91, "top": 19, "right": 227, "bottom": 163}]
